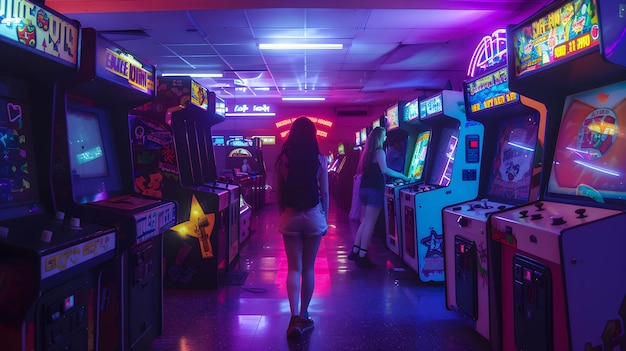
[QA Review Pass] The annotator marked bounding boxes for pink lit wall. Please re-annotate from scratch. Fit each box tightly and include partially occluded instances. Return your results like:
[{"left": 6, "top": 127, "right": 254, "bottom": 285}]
[{"left": 212, "top": 104, "right": 386, "bottom": 194}]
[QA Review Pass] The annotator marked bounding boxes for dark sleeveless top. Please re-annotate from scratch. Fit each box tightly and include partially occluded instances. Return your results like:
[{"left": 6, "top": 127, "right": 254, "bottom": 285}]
[
  {"left": 281, "top": 155, "right": 320, "bottom": 210},
  {"left": 360, "top": 161, "right": 384, "bottom": 191}
]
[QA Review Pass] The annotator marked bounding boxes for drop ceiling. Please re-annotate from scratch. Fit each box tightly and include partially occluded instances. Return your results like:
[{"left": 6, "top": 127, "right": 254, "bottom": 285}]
[{"left": 47, "top": 0, "right": 552, "bottom": 109}]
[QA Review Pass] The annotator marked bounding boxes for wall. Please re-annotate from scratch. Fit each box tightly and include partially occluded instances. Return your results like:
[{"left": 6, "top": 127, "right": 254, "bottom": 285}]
[{"left": 212, "top": 104, "right": 386, "bottom": 190}]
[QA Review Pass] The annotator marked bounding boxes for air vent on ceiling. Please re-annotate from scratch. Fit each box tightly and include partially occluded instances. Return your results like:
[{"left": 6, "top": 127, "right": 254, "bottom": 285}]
[{"left": 334, "top": 106, "right": 369, "bottom": 116}]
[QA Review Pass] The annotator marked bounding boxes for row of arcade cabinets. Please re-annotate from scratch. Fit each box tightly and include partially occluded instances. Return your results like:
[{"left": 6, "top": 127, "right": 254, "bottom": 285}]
[
  {"left": 384, "top": 91, "right": 484, "bottom": 282},
  {"left": 328, "top": 141, "right": 359, "bottom": 212},
  {"left": 51, "top": 29, "right": 178, "bottom": 351},
  {"left": 0, "top": 5, "right": 118, "bottom": 351},
  {"left": 222, "top": 137, "right": 266, "bottom": 215},
  {"left": 489, "top": 1, "right": 626, "bottom": 350},
  {"left": 444, "top": 1, "right": 626, "bottom": 350},
  {"left": 442, "top": 63, "right": 546, "bottom": 341},
  {"left": 130, "top": 75, "right": 242, "bottom": 290}
]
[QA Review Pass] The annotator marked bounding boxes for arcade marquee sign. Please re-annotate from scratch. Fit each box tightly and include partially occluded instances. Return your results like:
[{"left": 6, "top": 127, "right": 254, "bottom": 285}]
[
  {"left": 0, "top": 0, "right": 78, "bottom": 66},
  {"left": 104, "top": 48, "right": 155, "bottom": 95}
]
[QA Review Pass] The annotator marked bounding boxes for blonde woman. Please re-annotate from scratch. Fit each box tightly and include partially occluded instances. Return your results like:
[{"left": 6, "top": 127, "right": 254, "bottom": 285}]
[{"left": 349, "top": 127, "right": 409, "bottom": 268}]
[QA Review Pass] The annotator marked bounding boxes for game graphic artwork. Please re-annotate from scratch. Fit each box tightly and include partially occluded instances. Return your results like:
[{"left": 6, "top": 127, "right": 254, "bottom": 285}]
[
  {"left": 547, "top": 81, "right": 626, "bottom": 204},
  {"left": 488, "top": 115, "right": 539, "bottom": 201}
]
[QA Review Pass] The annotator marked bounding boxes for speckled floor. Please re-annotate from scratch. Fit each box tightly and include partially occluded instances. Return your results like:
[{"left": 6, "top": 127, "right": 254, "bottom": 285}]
[{"left": 149, "top": 198, "right": 491, "bottom": 351}]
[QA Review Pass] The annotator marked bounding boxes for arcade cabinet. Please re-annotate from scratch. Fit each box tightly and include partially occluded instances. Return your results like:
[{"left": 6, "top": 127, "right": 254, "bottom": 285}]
[
  {"left": 442, "top": 62, "right": 546, "bottom": 341},
  {"left": 399, "top": 90, "right": 484, "bottom": 282},
  {"left": 488, "top": 1, "right": 626, "bottom": 350},
  {"left": 0, "top": 8, "right": 117, "bottom": 351},
  {"left": 224, "top": 137, "right": 267, "bottom": 212},
  {"left": 52, "top": 29, "right": 177, "bottom": 351},
  {"left": 329, "top": 139, "right": 359, "bottom": 213},
  {"left": 194, "top": 92, "right": 243, "bottom": 261},
  {"left": 383, "top": 99, "right": 424, "bottom": 259},
  {"left": 130, "top": 76, "right": 238, "bottom": 290}
]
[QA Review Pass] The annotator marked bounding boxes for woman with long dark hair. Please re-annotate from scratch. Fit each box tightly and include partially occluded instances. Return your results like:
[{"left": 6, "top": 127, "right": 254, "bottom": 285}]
[
  {"left": 349, "top": 127, "right": 410, "bottom": 268},
  {"left": 275, "top": 116, "right": 329, "bottom": 339}
]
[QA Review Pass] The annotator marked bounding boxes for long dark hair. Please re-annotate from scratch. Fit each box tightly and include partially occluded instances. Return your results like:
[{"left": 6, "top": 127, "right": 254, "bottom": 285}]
[
  {"left": 276, "top": 116, "right": 321, "bottom": 173},
  {"left": 359, "top": 127, "right": 385, "bottom": 174}
]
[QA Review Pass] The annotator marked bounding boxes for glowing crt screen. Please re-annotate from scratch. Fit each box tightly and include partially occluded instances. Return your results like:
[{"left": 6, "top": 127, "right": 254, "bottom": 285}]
[
  {"left": 67, "top": 109, "right": 108, "bottom": 178},
  {"left": 360, "top": 128, "right": 367, "bottom": 144},
  {"left": 404, "top": 98, "right": 419, "bottom": 122},
  {"left": 386, "top": 104, "right": 399, "bottom": 131},
  {"left": 547, "top": 80, "right": 626, "bottom": 205},
  {"left": 407, "top": 130, "right": 431, "bottom": 181},
  {"left": 420, "top": 94, "right": 443, "bottom": 119},
  {"left": 487, "top": 114, "right": 540, "bottom": 202}
]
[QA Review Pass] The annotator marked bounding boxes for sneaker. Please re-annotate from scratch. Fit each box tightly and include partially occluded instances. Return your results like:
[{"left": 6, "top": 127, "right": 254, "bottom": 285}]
[
  {"left": 355, "top": 255, "right": 376, "bottom": 268},
  {"left": 286, "top": 316, "right": 302, "bottom": 339},
  {"left": 298, "top": 316, "right": 315, "bottom": 333},
  {"left": 347, "top": 251, "right": 359, "bottom": 261}
]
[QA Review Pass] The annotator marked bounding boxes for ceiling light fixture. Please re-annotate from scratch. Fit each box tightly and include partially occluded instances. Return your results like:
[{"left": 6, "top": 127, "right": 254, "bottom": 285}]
[
  {"left": 282, "top": 97, "right": 326, "bottom": 101},
  {"left": 259, "top": 43, "right": 343, "bottom": 50},
  {"left": 162, "top": 73, "right": 223, "bottom": 78}
]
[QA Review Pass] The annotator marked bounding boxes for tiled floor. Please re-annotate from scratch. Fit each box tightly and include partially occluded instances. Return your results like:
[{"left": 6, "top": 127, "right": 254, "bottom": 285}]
[{"left": 149, "top": 197, "right": 491, "bottom": 351}]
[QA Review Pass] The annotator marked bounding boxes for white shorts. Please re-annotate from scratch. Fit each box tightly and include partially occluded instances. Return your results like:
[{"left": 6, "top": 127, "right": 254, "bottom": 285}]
[{"left": 278, "top": 203, "right": 328, "bottom": 237}]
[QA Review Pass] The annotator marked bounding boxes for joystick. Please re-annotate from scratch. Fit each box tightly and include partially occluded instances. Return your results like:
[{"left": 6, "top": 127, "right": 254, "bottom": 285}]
[
  {"left": 550, "top": 216, "right": 566, "bottom": 226},
  {"left": 530, "top": 213, "right": 543, "bottom": 220},
  {"left": 535, "top": 202, "right": 545, "bottom": 211},
  {"left": 575, "top": 208, "right": 587, "bottom": 218},
  {"left": 519, "top": 210, "right": 529, "bottom": 218}
]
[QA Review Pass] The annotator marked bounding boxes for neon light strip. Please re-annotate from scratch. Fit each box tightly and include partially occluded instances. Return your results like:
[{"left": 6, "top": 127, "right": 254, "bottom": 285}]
[
  {"left": 507, "top": 141, "right": 535, "bottom": 152},
  {"left": 573, "top": 160, "right": 620, "bottom": 177},
  {"left": 438, "top": 136, "right": 458, "bottom": 186},
  {"left": 226, "top": 112, "right": 276, "bottom": 117}
]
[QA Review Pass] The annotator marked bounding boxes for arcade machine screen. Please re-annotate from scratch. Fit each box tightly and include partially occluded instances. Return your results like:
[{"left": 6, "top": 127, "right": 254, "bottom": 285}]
[
  {"left": 428, "top": 129, "right": 459, "bottom": 187},
  {"left": 212, "top": 135, "right": 225, "bottom": 146},
  {"left": 386, "top": 104, "right": 400, "bottom": 131},
  {"left": 404, "top": 98, "right": 420, "bottom": 123},
  {"left": 546, "top": 80, "right": 626, "bottom": 206},
  {"left": 487, "top": 114, "right": 540, "bottom": 202},
  {"left": 66, "top": 105, "right": 124, "bottom": 203},
  {"left": 0, "top": 96, "right": 38, "bottom": 210},
  {"left": 355, "top": 131, "right": 361, "bottom": 146},
  {"left": 360, "top": 128, "right": 367, "bottom": 144},
  {"left": 407, "top": 130, "right": 431, "bottom": 181}
]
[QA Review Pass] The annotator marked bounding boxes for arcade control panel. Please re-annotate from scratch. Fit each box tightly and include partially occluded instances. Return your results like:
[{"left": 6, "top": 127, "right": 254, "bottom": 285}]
[{"left": 490, "top": 201, "right": 622, "bottom": 263}]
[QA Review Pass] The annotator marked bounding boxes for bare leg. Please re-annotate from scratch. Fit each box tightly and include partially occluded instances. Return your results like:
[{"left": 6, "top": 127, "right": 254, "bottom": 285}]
[
  {"left": 282, "top": 235, "right": 303, "bottom": 316},
  {"left": 299, "top": 235, "right": 322, "bottom": 318},
  {"left": 354, "top": 206, "right": 382, "bottom": 254}
]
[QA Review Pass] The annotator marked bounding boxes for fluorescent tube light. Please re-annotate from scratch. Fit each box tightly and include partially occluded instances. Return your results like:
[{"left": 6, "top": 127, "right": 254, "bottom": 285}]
[
  {"left": 162, "top": 73, "right": 223, "bottom": 78},
  {"left": 259, "top": 43, "right": 343, "bottom": 50},
  {"left": 282, "top": 97, "right": 326, "bottom": 101}
]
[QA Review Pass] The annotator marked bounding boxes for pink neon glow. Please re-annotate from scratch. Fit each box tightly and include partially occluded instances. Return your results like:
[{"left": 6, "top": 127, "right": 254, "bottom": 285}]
[{"left": 467, "top": 29, "right": 507, "bottom": 78}]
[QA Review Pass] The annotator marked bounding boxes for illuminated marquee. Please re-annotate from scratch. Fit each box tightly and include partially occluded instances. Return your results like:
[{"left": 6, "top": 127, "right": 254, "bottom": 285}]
[
  {"left": 105, "top": 48, "right": 152, "bottom": 93},
  {"left": 0, "top": 0, "right": 78, "bottom": 65},
  {"left": 467, "top": 29, "right": 507, "bottom": 77},
  {"left": 466, "top": 67, "right": 519, "bottom": 113},
  {"left": 512, "top": 0, "right": 600, "bottom": 77}
]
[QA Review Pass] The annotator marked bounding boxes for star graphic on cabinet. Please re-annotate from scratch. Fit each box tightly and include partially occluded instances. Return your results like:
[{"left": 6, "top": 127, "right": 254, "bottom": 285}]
[
  {"left": 421, "top": 229, "right": 443, "bottom": 258},
  {"left": 170, "top": 194, "right": 215, "bottom": 258}
]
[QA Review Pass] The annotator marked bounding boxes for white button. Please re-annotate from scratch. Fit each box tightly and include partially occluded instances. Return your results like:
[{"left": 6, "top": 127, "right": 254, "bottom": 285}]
[
  {"left": 40, "top": 230, "right": 53, "bottom": 242},
  {"left": 69, "top": 217, "right": 81, "bottom": 228}
]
